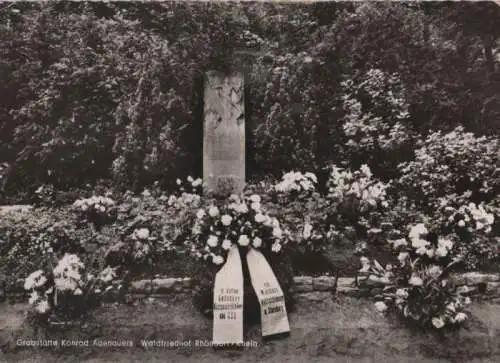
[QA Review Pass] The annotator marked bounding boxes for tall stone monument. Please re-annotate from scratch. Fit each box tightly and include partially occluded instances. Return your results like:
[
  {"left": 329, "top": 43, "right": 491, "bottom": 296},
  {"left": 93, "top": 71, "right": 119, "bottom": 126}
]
[{"left": 203, "top": 70, "right": 245, "bottom": 196}]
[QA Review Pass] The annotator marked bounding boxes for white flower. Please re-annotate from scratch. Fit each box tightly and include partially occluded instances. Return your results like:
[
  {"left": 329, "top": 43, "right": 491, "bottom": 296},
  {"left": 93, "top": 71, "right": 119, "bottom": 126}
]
[
  {"left": 99, "top": 266, "right": 116, "bottom": 283},
  {"left": 191, "top": 178, "right": 202, "bottom": 187},
  {"left": 374, "top": 301, "right": 388, "bottom": 313},
  {"left": 412, "top": 238, "right": 430, "bottom": 249},
  {"left": 238, "top": 235, "right": 250, "bottom": 246},
  {"left": 302, "top": 223, "right": 313, "bottom": 239},
  {"left": 458, "top": 220, "right": 465, "bottom": 227},
  {"left": 222, "top": 239, "right": 232, "bottom": 250},
  {"left": 396, "top": 288, "right": 409, "bottom": 299},
  {"left": 272, "top": 227, "right": 283, "bottom": 238},
  {"left": 207, "top": 235, "right": 219, "bottom": 247},
  {"left": 24, "top": 270, "right": 46, "bottom": 290},
  {"left": 397, "top": 252, "right": 409, "bottom": 263},
  {"left": 271, "top": 242, "right": 282, "bottom": 253},
  {"left": 221, "top": 214, "right": 232, "bottom": 226},
  {"left": 176, "top": 178, "right": 182, "bottom": 185},
  {"left": 208, "top": 206, "right": 219, "bottom": 217},
  {"left": 438, "top": 238, "right": 453, "bottom": 250},
  {"left": 187, "top": 176, "right": 193, "bottom": 182},
  {"left": 249, "top": 194, "right": 261, "bottom": 203},
  {"left": 74, "top": 288, "right": 83, "bottom": 295},
  {"left": 252, "top": 237, "right": 262, "bottom": 248},
  {"left": 196, "top": 209, "right": 206, "bottom": 220},
  {"left": 134, "top": 228, "right": 150, "bottom": 240},
  {"left": 409, "top": 223, "right": 428, "bottom": 240},
  {"left": 250, "top": 202, "right": 261, "bottom": 211},
  {"left": 431, "top": 317, "right": 445, "bottom": 329},
  {"left": 213, "top": 255, "right": 224, "bottom": 265},
  {"left": 409, "top": 275, "right": 423, "bottom": 286},
  {"left": 35, "top": 300, "right": 50, "bottom": 314},
  {"left": 454, "top": 312, "right": 467, "bottom": 323},
  {"left": 436, "top": 247, "right": 448, "bottom": 257},
  {"left": 235, "top": 203, "right": 249, "bottom": 214},
  {"left": 254, "top": 213, "right": 266, "bottom": 223},
  {"left": 29, "top": 291, "right": 39, "bottom": 305}
]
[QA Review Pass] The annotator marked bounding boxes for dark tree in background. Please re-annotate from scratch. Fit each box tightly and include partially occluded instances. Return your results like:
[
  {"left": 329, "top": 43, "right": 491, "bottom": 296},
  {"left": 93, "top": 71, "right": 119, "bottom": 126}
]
[{"left": 0, "top": 1, "right": 498, "bottom": 200}]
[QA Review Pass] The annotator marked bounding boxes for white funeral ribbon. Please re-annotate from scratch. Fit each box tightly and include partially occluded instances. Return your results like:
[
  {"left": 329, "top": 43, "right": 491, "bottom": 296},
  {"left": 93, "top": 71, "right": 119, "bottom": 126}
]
[
  {"left": 246, "top": 248, "right": 290, "bottom": 338},
  {"left": 212, "top": 245, "right": 244, "bottom": 346}
]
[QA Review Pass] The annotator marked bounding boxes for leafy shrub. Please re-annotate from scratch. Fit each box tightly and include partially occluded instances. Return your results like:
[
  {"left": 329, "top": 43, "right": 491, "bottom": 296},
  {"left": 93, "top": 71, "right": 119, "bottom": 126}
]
[
  {"left": 338, "top": 69, "right": 415, "bottom": 177},
  {"left": 396, "top": 126, "right": 500, "bottom": 211}
]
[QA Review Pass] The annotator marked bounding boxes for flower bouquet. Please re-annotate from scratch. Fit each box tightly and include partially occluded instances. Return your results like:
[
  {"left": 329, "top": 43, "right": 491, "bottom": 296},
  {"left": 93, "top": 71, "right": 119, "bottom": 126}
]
[
  {"left": 185, "top": 193, "right": 294, "bottom": 323},
  {"left": 23, "top": 253, "right": 120, "bottom": 326}
]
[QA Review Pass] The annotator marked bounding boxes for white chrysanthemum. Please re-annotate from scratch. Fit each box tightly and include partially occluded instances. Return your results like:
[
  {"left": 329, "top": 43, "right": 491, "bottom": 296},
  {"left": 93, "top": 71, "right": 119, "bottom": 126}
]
[
  {"left": 238, "top": 235, "right": 250, "bottom": 246},
  {"left": 250, "top": 202, "right": 261, "bottom": 211},
  {"left": 208, "top": 206, "right": 219, "bottom": 217},
  {"left": 272, "top": 227, "right": 283, "bottom": 238},
  {"left": 254, "top": 213, "right": 266, "bottom": 223},
  {"left": 435, "top": 247, "right": 448, "bottom": 257},
  {"left": 196, "top": 209, "right": 206, "bottom": 219},
  {"left": 409, "top": 275, "right": 423, "bottom": 286},
  {"left": 431, "top": 317, "right": 445, "bottom": 329},
  {"left": 222, "top": 239, "right": 232, "bottom": 250},
  {"left": 24, "top": 270, "right": 46, "bottom": 290},
  {"left": 396, "top": 288, "right": 409, "bottom": 299},
  {"left": 412, "top": 238, "right": 430, "bottom": 249},
  {"left": 191, "top": 178, "right": 202, "bottom": 187},
  {"left": 454, "top": 312, "right": 467, "bottom": 323},
  {"left": 252, "top": 237, "right": 262, "bottom": 248},
  {"left": 35, "top": 299, "right": 50, "bottom": 314},
  {"left": 221, "top": 214, "right": 232, "bottom": 226},
  {"left": 271, "top": 242, "right": 282, "bottom": 253},
  {"left": 99, "top": 266, "right": 116, "bottom": 283},
  {"left": 409, "top": 223, "right": 428, "bottom": 240},
  {"left": 207, "top": 235, "right": 219, "bottom": 248},
  {"left": 213, "top": 255, "right": 224, "bottom": 265},
  {"left": 133, "top": 228, "right": 150, "bottom": 240},
  {"left": 249, "top": 194, "right": 261, "bottom": 203},
  {"left": 438, "top": 238, "right": 453, "bottom": 250},
  {"left": 374, "top": 301, "right": 387, "bottom": 313}
]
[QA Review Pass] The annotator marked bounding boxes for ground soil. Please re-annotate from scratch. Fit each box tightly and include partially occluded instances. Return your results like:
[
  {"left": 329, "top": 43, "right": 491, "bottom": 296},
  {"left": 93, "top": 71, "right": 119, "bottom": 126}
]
[{"left": 1, "top": 294, "right": 499, "bottom": 362}]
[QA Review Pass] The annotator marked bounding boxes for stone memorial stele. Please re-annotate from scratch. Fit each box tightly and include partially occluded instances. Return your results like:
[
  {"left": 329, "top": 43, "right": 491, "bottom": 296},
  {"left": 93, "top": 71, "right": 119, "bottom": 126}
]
[{"left": 203, "top": 70, "right": 245, "bottom": 197}]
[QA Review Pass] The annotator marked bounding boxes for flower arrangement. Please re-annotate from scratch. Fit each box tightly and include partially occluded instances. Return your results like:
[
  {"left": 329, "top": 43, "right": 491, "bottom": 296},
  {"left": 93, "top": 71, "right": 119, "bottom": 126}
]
[
  {"left": 274, "top": 171, "right": 317, "bottom": 194},
  {"left": 72, "top": 194, "right": 117, "bottom": 229},
  {"left": 23, "top": 253, "right": 119, "bottom": 322},
  {"left": 185, "top": 194, "right": 287, "bottom": 266},
  {"left": 359, "top": 222, "right": 471, "bottom": 329},
  {"left": 326, "top": 164, "right": 388, "bottom": 211}
]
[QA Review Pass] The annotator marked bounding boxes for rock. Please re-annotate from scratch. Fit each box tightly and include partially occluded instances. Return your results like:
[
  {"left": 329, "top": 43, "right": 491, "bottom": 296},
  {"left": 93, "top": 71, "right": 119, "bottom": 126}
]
[
  {"left": 313, "top": 276, "right": 336, "bottom": 291},
  {"left": 298, "top": 291, "right": 331, "bottom": 302},
  {"left": 452, "top": 272, "right": 499, "bottom": 286},
  {"left": 293, "top": 276, "right": 313, "bottom": 292},
  {"left": 456, "top": 285, "right": 479, "bottom": 295},
  {"left": 152, "top": 278, "right": 176, "bottom": 293},
  {"left": 130, "top": 280, "right": 152, "bottom": 293},
  {"left": 486, "top": 282, "right": 500, "bottom": 297}
]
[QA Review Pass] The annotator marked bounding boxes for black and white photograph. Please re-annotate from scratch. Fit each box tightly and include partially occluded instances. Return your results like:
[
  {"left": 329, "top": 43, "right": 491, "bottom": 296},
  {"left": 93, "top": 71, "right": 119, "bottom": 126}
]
[{"left": 0, "top": 1, "right": 499, "bottom": 362}]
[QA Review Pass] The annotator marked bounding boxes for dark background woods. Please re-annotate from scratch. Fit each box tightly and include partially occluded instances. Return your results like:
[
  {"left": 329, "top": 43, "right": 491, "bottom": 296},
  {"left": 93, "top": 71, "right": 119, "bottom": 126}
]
[{"left": 0, "top": 1, "right": 499, "bottom": 199}]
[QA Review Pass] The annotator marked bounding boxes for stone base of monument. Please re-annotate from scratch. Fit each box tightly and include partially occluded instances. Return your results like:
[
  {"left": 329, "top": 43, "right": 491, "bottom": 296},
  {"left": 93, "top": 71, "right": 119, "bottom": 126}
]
[{"left": 190, "top": 246, "right": 295, "bottom": 326}]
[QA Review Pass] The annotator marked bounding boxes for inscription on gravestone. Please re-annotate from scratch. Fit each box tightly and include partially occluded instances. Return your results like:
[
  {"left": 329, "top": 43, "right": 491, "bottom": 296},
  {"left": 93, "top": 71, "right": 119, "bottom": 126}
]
[{"left": 203, "top": 71, "right": 245, "bottom": 196}]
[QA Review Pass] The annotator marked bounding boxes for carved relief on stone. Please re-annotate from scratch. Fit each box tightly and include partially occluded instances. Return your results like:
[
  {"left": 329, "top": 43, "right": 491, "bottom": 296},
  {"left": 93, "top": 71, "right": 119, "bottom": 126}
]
[{"left": 203, "top": 71, "right": 245, "bottom": 196}]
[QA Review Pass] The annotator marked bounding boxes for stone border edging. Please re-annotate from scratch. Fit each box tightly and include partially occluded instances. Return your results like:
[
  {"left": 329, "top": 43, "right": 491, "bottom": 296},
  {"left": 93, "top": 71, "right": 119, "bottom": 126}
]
[{"left": 2, "top": 272, "right": 499, "bottom": 302}]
